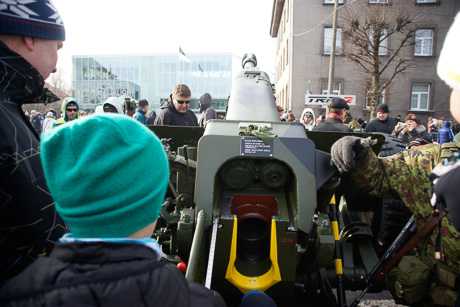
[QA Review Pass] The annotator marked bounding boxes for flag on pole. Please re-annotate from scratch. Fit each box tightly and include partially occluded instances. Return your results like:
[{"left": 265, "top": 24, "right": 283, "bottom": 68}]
[
  {"left": 179, "top": 46, "right": 191, "bottom": 63},
  {"left": 198, "top": 64, "right": 204, "bottom": 72},
  {"left": 307, "top": 80, "right": 313, "bottom": 95}
]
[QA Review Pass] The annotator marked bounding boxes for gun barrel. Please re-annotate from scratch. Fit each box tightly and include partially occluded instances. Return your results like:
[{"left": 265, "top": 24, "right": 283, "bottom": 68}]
[{"left": 225, "top": 54, "right": 279, "bottom": 122}]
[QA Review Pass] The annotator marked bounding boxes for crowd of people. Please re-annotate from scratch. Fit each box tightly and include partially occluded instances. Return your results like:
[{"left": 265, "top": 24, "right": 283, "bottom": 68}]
[
  {"left": 23, "top": 84, "right": 219, "bottom": 131},
  {"left": 1, "top": 1, "right": 460, "bottom": 306},
  {"left": 280, "top": 101, "right": 457, "bottom": 148}
]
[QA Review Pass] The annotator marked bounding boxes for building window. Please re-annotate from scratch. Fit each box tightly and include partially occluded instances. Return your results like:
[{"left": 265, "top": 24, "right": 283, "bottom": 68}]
[
  {"left": 416, "top": 0, "right": 437, "bottom": 3},
  {"left": 286, "top": 39, "right": 289, "bottom": 65},
  {"left": 324, "top": 28, "right": 342, "bottom": 55},
  {"left": 414, "top": 29, "right": 434, "bottom": 56},
  {"left": 369, "top": 0, "right": 388, "bottom": 3},
  {"left": 324, "top": 0, "right": 344, "bottom": 4},
  {"left": 369, "top": 29, "right": 388, "bottom": 55},
  {"left": 321, "top": 81, "right": 342, "bottom": 95},
  {"left": 411, "top": 83, "right": 430, "bottom": 110},
  {"left": 365, "top": 90, "right": 385, "bottom": 109}
]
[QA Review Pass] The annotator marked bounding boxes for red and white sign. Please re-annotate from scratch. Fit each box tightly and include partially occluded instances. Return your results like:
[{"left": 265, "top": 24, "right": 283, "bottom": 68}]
[{"left": 305, "top": 94, "right": 356, "bottom": 107}]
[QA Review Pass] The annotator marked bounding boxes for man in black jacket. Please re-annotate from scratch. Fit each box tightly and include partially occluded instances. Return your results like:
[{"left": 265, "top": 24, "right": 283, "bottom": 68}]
[
  {"left": 312, "top": 98, "right": 353, "bottom": 132},
  {"left": 0, "top": 0, "right": 67, "bottom": 287},
  {"left": 364, "top": 103, "right": 397, "bottom": 134},
  {"left": 154, "top": 84, "right": 199, "bottom": 126},
  {"left": 30, "top": 110, "right": 42, "bottom": 133},
  {"left": 0, "top": 114, "right": 226, "bottom": 306}
]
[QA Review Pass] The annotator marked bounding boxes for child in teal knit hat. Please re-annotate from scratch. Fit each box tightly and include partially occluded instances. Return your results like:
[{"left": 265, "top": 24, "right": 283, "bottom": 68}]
[{"left": 0, "top": 114, "right": 226, "bottom": 307}]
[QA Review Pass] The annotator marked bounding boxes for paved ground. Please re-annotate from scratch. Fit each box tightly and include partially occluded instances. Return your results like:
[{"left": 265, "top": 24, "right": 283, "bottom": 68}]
[{"left": 346, "top": 290, "right": 405, "bottom": 307}]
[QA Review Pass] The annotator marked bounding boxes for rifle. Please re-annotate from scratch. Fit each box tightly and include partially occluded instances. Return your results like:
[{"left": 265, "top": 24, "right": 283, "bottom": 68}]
[
  {"left": 351, "top": 210, "right": 446, "bottom": 307},
  {"left": 350, "top": 213, "right": 416, "bottom": 307},
  {"left": 375, "top": 210, "right": 445, "bottom": 282}
]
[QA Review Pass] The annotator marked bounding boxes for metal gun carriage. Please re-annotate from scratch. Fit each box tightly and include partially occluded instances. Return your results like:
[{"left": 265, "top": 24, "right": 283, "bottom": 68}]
[{"left": 148, "top": 54, "right": 409, "bottom": 306}]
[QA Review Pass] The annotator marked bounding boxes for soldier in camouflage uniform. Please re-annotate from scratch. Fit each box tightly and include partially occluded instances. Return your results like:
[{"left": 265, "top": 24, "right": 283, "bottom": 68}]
[
  {"left": 331, "top": 139, "right": 459, "bottom": 305},
  {"left": 331, "top": 12, "right": 460, "bottom": 306},
  {"left": 343, "top": 110, "right": 363, "bottom": 133}
]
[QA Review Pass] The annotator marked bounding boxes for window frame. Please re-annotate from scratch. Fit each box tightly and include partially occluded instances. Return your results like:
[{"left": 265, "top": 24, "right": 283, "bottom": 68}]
[
  {"left": 415, "top": 0, "right": 438, "bottom": 3},
  {"left": 410, "top": 83, "right": 431, "bottom": 111},
  {"left": 369, "top": 29, "right": 388, "bottom": 56},
  {"left": 369, "top": 0, "right": 389, "bottom": 3},
  {"left": 323, "top": 27, "right": 342, "bottom": 55},
  {"left": 365, "top": 90, "right": 385, "bottom": 109},
  {"left": 323, "top": 0, "right": 344, "bottom": 4},
  {"left": 414, "top": 29, "right": 434, "bottom": 56},
  {"left": 321, "top": 80, "right": 342, "bottom": 95}
]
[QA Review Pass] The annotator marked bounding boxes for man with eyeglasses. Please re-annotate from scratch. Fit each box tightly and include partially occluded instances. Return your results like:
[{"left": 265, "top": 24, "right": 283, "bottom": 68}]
[
  {"left": 54, "top": 97, "right": 81, "bottom": 128},
  {"left": 154, "top": 84, "right": 198, "bottom": 126}
]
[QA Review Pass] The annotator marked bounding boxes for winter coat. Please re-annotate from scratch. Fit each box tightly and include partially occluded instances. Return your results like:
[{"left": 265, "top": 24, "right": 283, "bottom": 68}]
[
  {"left": 198, "top": 93, "right": 217, "bottom": 127},
  {"left": 438, "top": 121, "right": 455, "bottom": 144},
  {"left": 146, "top": 110, "right": 157, "bottom": 125},
  {"left": 31, "top": 114, "right": 42, "bottom": 133},
  {"left": 0, "top": 41, "right": 67, "bottom": 286},
  {"left": 365, "top": 116, "right": 397, "bottom": 134},
  {"left": 312, "top": 116, "right": 353, "bottom": 132},
  {"left": 300, "top": 108, "right": 317, "bottom": 131},
  {"left": 133, "top": 108, "right": 147, "bottom": 125},
  {"left": 42, "top": 116, "right": 56, "bottom": 132},
  {"left": 395, "top": 124, "right": 432, "bottom": 148},
  {"left": 0, "top": 241, "right": 226, "bottom": 307},
  {"left": 154, "top": 95, "right": 199, "bottom": 126}
]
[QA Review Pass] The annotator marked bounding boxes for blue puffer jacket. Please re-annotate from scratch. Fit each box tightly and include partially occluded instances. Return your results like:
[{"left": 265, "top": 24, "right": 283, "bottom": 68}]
[{"left": 438, "top": 121, "right": 455, "bottom": 144}]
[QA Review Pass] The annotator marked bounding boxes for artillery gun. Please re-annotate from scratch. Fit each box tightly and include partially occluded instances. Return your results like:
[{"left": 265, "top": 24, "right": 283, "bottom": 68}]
[{"left": 148, "top": 54, "right": 403, "bottom": 306}]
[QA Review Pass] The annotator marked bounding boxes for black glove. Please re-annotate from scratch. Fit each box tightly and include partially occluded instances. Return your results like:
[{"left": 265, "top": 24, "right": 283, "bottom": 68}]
[{"left": 331, "top": 136, "right": 375, "bottom": 173}]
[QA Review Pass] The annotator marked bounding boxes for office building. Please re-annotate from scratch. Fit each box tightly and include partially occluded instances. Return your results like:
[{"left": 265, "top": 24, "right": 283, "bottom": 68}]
[
  {"left": 72, "top": 53, "right": 233, "bottom": 112},
  {"left": 271, "top": 0, "right": 460, "bottom": 123}
]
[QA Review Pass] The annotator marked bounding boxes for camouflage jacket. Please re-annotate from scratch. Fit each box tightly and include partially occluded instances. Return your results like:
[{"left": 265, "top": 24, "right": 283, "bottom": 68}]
[
  {"left": 350, "top": 144, "right": 460, "bottom": 305},
  {"left": 344, "top": 119, "right": 363, "bottom": 133}
]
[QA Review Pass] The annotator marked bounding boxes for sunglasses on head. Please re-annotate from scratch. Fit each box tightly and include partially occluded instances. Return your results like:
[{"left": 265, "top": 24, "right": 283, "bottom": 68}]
[
  {"left": 66, "top": 108, "right": 78, "bottom": 112},
  {"left": 176, "top": 99, "right": 191, "bottom": 104}
]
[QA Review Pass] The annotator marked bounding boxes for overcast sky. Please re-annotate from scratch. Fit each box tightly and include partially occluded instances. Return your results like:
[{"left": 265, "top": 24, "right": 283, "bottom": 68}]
[{"left": 52, "top": 0, "right": 277, "bottom": 82}]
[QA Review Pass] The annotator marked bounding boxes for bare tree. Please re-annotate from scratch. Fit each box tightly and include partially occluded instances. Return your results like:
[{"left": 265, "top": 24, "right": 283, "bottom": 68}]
[{"left": 339, "top": 0, "right": 422, "bottom": 118}]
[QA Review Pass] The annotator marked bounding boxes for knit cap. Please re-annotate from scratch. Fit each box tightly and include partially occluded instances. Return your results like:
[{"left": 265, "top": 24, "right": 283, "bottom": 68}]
[
  {"left": 376, "top": 103, "right": 389, "bottom": 114},
  {"left": 0, "top": 0, "right": 65, "bottom": 41},
  {"left": 40, "top": 114, "right": 169, "bottom": 238},
  {"left": 438, "top": 12, "right": 460, "bottom": 90}
]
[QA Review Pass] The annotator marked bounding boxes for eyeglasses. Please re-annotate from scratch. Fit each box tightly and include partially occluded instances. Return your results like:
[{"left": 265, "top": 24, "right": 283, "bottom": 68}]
[
  {"left": 66, "top": 108, "right": 78, "bottom": 113},
  {"left": 176, "top": 100, "right": 191, "bottom": 104}
]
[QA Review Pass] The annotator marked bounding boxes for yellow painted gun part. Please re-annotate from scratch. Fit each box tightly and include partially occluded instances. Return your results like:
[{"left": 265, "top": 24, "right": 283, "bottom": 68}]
[
  {"left": 330, "top": 194, "right": 336, "bottom": 205},
  {"left": 225, "top": 218, "right": 281, "bottom": 293},
  {"left": 332, "top": 220, "right": 340, "bottom": 240},
  {"left": 330, "top": 194, "right": 344, "bottom": 276},
  {"left": 335, "top": 259, "right": 343, "bottom": 275}
]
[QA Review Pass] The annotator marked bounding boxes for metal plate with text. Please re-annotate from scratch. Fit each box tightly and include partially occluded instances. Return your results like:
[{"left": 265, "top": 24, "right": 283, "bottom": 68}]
[{"left": 240, "top": 136, "right": 273, "bottom": 157}]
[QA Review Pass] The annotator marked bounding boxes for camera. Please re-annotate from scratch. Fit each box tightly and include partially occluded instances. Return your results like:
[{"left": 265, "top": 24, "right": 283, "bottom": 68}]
[
  {"left": 400, "top": 123, "right": 407, "bottom": 127},
  {"left": 123, "top": 99, "right": 136, "bottom": 116}
]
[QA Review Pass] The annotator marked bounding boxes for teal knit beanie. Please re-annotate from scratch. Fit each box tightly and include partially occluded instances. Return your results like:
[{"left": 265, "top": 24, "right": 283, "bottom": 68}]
[{"left": 40, "top": 114, "right": 169, "bottom": 238}]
